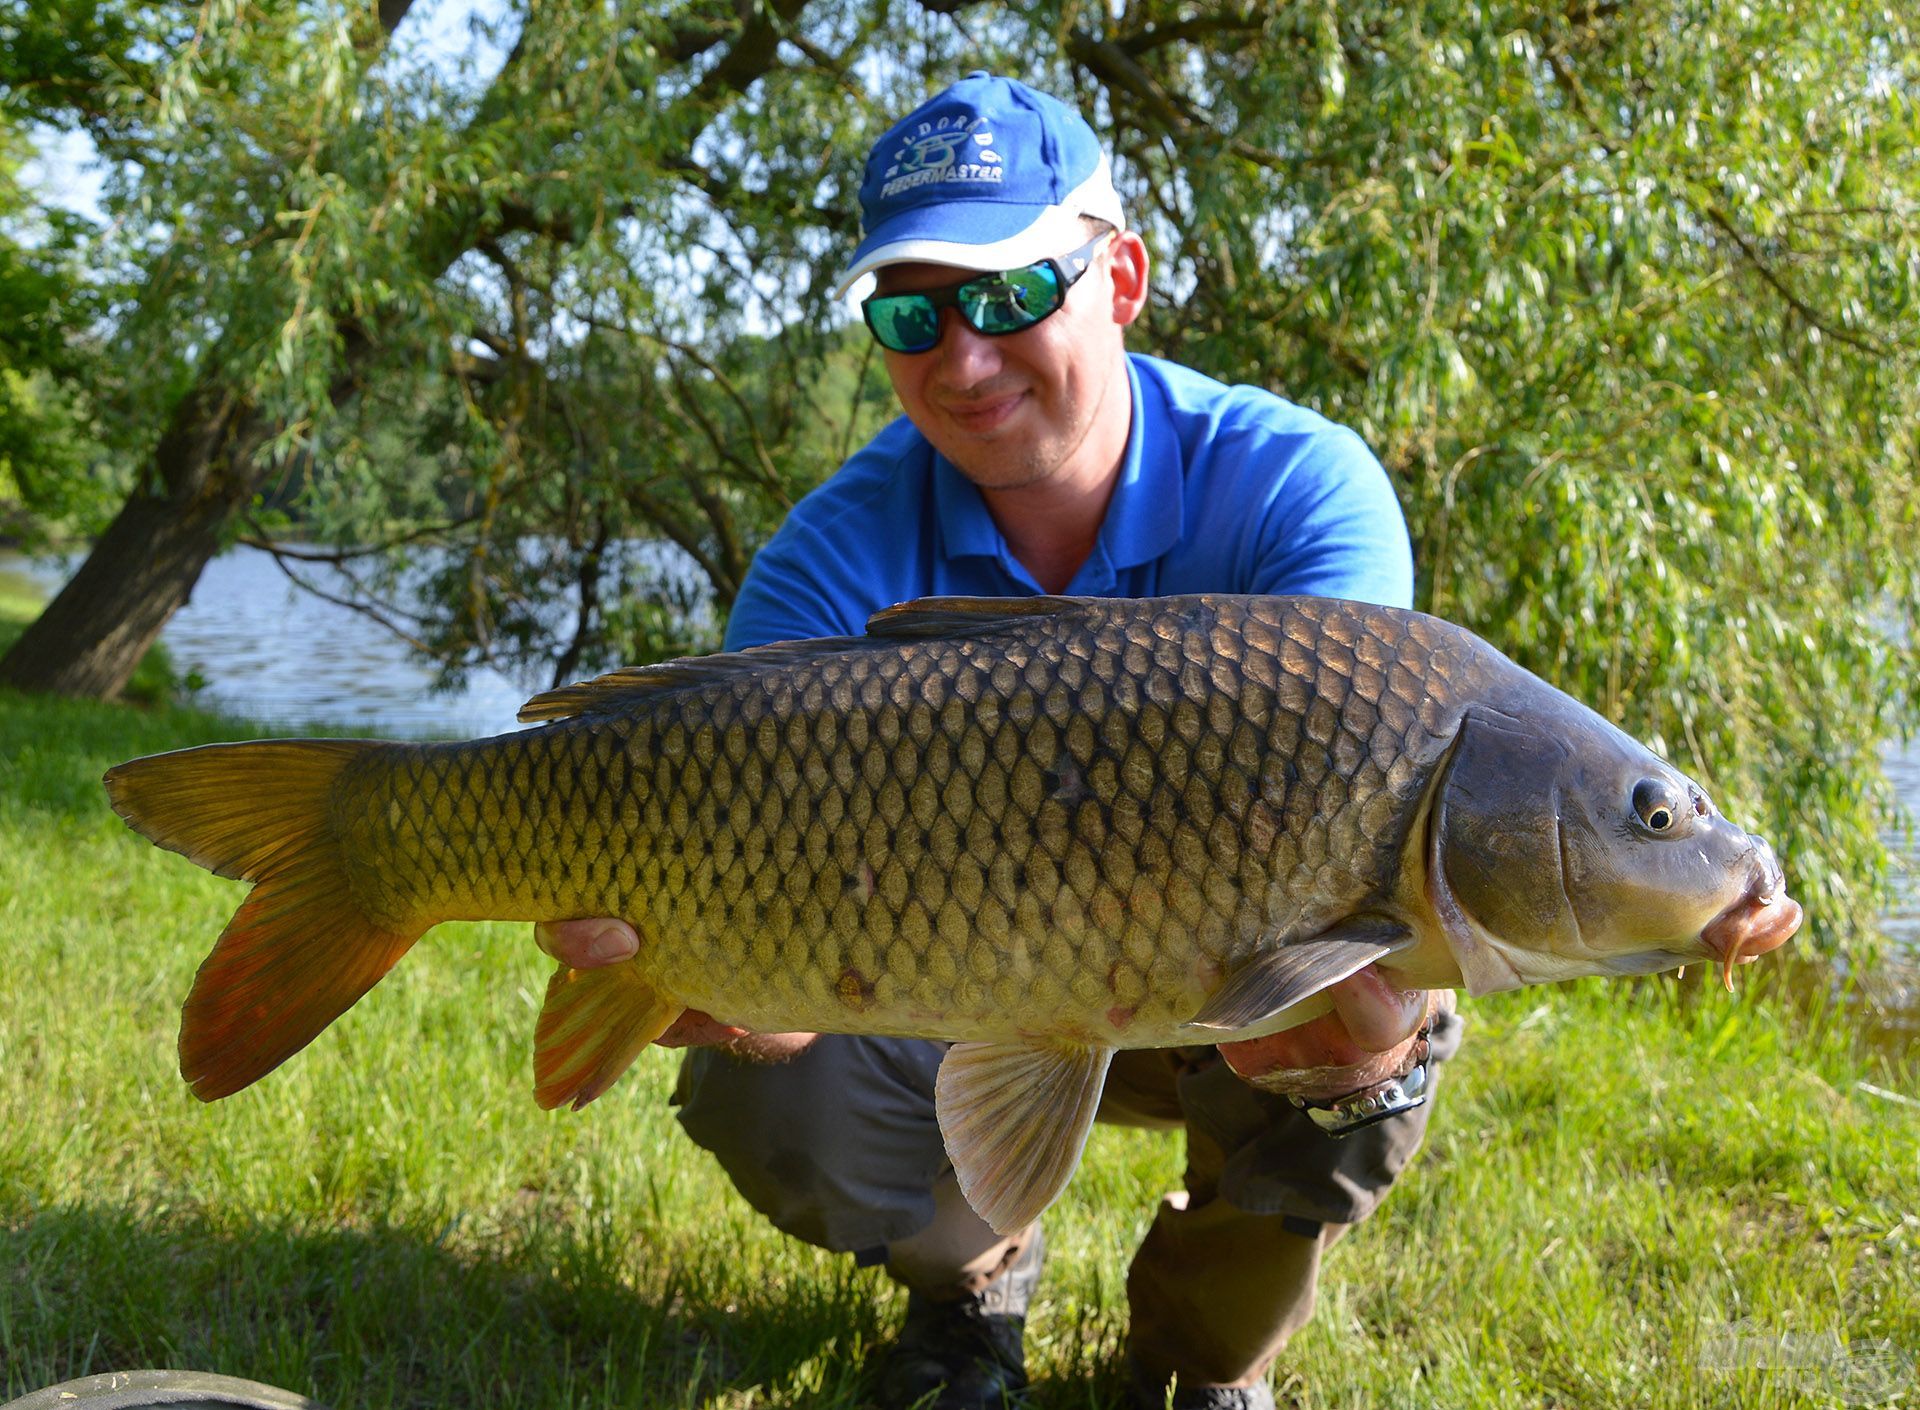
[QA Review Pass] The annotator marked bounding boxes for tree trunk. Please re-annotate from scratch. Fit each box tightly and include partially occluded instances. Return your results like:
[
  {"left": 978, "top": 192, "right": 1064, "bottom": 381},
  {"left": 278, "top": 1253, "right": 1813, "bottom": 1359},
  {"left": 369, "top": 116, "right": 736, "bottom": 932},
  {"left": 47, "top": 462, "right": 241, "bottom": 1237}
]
[
  {"left": 0, "top": 382, "right": 266, "bottom": 698},
  {"left": 0, "top": 478, "right": 252, "bottom": 698}
]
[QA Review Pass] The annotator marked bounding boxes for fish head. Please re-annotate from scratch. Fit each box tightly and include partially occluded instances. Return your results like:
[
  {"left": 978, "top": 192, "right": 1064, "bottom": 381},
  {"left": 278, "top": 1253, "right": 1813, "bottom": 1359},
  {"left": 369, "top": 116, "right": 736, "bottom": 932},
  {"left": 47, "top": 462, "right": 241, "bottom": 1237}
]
[{"left": 1427, "top": 699, "right": 1803, "bottom": 995}]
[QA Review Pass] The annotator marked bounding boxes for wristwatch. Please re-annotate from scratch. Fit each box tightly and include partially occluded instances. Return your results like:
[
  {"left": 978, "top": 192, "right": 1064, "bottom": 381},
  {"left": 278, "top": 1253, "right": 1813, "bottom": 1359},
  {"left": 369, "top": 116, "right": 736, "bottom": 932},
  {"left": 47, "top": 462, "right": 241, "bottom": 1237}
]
[{"left": 1287, "top": 1019, "right": 1433, "bottom": 1136}]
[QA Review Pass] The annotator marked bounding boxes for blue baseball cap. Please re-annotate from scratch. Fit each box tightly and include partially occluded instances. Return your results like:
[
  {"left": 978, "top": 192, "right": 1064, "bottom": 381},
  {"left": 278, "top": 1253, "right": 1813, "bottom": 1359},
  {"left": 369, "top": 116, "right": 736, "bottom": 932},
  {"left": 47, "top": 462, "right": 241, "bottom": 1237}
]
[{"left": 833, "top": 72, "right": 1127, "bottom": 298}]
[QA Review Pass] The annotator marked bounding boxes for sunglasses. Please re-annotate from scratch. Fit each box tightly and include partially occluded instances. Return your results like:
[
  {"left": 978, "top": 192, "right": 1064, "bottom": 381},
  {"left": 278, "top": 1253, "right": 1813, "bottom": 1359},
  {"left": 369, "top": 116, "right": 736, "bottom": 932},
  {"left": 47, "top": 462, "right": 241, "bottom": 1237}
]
[{"left": 861, "top": 232, "right": 1113, "bottom": 354}]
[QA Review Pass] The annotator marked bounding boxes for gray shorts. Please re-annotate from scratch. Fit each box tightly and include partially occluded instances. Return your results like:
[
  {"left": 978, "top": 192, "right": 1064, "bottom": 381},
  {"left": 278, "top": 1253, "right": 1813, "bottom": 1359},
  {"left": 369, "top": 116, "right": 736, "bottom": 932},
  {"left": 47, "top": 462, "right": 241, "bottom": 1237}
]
[{"left": 672, "top": 1006, "right": 1463, "bottom": 1254}]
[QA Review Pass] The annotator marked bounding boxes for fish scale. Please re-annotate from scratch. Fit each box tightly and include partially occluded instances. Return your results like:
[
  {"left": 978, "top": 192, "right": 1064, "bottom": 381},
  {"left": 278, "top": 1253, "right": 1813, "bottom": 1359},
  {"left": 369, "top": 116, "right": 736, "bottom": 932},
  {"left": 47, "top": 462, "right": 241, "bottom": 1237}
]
[
  {"left": 317, "top": 596, "right": 1462, "bottom": 1047},
  {"left": 104, "top": 591, "right": 1802, "bottom": 1233}
]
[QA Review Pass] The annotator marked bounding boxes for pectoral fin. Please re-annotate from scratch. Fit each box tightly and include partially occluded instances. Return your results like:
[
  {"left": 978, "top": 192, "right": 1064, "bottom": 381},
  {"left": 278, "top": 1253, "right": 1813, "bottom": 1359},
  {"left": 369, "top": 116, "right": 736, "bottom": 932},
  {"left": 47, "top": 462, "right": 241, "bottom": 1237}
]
[
  {"left": 934, "top": 1039, "right": 1115, "bottom": 1235},
  {"left": 1186, "top": 918, "right": 1412, "bottom": 1032},
  {"left": 533, "top": 962, "right": 681, "bottom": 1110}
]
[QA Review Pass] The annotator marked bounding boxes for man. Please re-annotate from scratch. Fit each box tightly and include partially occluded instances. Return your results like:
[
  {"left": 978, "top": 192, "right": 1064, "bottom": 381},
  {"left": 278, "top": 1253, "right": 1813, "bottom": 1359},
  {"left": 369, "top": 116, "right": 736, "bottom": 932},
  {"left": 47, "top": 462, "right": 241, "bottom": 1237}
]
[{"left": 542, "top": 73, "right": 1461, "bottom": 1410}]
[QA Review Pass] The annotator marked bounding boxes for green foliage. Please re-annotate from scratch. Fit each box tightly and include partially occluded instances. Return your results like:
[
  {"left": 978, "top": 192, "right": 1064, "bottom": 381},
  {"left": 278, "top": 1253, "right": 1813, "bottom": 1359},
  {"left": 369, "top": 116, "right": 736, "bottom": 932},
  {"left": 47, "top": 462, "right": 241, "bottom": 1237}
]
[
  {"left": 871, "top": 0, "right": 1920, "bottom": 950},
  {"left": 3, "top": 0, "right": 1917, "bottom": 948},
  {"left": 1126, "top": 1, "right": 1920, "bottom": 945},
  {"left": 0, "top": 113, "right": 116, "bottom": 542}
]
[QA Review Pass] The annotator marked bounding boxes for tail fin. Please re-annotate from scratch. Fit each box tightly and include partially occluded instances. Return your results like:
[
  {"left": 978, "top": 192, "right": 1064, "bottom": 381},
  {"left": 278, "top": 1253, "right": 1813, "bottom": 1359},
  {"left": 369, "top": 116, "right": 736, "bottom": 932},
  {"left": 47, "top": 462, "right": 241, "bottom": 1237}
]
[{"left": 104, "top": 740, "right": 426, "bottom": 1101}]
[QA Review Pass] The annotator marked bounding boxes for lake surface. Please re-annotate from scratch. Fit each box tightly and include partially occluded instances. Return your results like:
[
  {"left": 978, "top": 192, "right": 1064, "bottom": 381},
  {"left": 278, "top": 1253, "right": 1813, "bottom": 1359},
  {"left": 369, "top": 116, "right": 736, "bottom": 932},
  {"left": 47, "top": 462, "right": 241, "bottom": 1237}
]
[
  {"left": 5, "top": 544, "right": 1917, "bottom": 1037},
  {"left": 1864, "top": 736, "right": 1920, "bottom": 1052},
  {"left": 6, "top": 545, "right": 556, "bottom": 737}
]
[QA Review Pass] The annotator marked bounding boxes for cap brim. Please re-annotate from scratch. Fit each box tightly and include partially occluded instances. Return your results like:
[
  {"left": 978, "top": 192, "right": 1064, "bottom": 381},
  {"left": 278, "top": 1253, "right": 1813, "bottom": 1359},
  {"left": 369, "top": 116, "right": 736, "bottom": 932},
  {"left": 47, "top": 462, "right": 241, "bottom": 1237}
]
[{"left": 834, "top": 204, "right": 1084, "bottom": 300}]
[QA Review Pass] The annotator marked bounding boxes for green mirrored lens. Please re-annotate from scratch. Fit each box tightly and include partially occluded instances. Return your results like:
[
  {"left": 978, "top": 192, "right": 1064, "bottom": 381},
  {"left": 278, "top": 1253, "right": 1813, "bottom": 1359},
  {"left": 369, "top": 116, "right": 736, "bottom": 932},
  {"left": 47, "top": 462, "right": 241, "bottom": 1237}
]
[
  {"left": 864, "top": 249, "right": 1083, "bottom": 352},
  {"left": 868, "top": 296, "right": 940, "bottom": 352},
  {"left": 959, "top": 264, "right": 1061, "bottom": 334},
  {"left": 1001, "top": 264, "right": 1063, "bottom": 321}
]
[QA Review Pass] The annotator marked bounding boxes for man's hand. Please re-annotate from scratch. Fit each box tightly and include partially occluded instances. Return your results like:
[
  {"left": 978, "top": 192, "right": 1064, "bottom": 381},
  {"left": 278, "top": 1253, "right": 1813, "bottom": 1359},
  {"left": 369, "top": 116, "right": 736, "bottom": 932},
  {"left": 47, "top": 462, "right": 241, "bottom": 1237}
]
[
  {"left": 1218, "top": 967, "right": 1449, "bottom": 1101},
  {"left": 533, "top": 919, "right": 819, "bottom": 1062}
]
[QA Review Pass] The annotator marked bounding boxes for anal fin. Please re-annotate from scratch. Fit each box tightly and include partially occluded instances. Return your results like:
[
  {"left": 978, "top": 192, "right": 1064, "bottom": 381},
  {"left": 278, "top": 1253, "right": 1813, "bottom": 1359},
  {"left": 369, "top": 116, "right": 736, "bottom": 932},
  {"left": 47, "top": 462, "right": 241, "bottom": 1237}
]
[
  {"left": 533, "top": 963, "right": 681, "bottom": 1110},
  {"left": 934, "top": 1039, "right": 1115, "bottom": 1235},
  {"left": 1186, "top": 918, "right": 1411, "bottom": 1032}
]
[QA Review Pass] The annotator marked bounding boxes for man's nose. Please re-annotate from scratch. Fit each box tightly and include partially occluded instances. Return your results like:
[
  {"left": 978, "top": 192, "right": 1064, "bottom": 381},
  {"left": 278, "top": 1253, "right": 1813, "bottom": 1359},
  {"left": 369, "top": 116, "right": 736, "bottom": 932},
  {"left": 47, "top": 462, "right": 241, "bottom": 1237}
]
[{"left": 933, "top": 312, "right": 1006, "bottom": 384}]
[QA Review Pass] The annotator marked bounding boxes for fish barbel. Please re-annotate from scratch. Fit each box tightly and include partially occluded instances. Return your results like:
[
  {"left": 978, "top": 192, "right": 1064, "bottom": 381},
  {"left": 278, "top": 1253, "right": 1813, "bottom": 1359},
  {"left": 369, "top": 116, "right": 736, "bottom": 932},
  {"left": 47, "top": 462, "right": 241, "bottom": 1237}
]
[{"left": 103, "top": 595, "right": 1802, "bottom": 1230}]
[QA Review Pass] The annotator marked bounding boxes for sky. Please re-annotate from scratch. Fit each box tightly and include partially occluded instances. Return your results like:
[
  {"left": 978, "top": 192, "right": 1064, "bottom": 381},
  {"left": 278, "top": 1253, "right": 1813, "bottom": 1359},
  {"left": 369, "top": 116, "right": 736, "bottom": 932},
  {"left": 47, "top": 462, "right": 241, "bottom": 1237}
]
[
  {"left": 19, "top": 124, "right": 102, "bottom": 222},
  {"left": 17, "top": 0, "right": 518, "bottom": 227}
]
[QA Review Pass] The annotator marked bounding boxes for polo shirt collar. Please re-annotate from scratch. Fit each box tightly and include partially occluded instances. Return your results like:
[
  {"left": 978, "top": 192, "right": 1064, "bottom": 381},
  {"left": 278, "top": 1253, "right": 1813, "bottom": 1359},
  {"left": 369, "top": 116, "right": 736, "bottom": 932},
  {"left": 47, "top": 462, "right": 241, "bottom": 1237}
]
[
  {"left": 932, "top": 444, "right": 1003, "bottom": 561},
  {"left": 931, "top": 356, "right": 1186, "bottom": 579}
]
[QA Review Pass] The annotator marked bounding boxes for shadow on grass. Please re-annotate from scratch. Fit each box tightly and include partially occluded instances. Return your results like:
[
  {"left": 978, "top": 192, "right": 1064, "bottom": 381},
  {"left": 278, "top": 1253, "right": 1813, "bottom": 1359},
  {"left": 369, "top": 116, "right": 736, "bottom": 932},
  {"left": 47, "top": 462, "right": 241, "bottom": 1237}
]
[{"left": 1, "top": 1201, "right": 887, "bottom": 1409}]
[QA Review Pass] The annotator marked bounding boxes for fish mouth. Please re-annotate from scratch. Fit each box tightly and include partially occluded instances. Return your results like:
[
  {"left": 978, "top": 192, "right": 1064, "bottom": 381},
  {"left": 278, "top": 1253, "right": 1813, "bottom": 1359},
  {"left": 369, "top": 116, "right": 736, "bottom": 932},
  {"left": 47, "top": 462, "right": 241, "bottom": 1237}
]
[{"left": 1700, "top": 839, "right": 1803, "bottom": 990}]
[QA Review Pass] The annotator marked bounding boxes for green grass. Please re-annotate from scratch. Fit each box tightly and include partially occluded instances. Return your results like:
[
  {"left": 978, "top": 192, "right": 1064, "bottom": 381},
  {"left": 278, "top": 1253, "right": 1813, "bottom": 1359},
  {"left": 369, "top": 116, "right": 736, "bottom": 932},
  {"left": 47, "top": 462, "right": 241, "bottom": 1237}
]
[{"left": 0, "top": 591, "right": 1915, "bottom": 1407}]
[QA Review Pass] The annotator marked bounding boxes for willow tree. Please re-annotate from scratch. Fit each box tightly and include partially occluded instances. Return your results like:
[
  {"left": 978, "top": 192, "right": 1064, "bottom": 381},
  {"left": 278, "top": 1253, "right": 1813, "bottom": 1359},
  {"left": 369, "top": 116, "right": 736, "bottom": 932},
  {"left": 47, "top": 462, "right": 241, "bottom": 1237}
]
[
  {"left": 0, "top": 108, "right": 107, "bottom": 541},
  {"left": 4, "top": 0, "right": 1916, "bottom": 943},
  {"left": 1095, "top": 1, "right": 1920, "bottom": 940},
  {"left": 0, "top": 0, "right": 916, "bottom": 694}
]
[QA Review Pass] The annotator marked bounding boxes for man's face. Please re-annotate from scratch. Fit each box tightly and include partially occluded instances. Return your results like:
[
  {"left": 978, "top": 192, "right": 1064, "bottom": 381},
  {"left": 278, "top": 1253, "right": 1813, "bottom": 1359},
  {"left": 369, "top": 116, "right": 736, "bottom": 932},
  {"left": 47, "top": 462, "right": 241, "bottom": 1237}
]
[{"left": 874, "top": 231, "right": 1148, "bottom": 492}]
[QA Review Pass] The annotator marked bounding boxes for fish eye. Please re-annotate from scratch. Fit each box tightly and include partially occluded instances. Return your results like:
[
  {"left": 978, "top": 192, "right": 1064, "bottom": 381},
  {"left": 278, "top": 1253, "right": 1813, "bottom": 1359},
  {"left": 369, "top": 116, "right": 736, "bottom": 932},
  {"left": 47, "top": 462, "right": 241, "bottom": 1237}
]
[{"left": 1631, "top": 778, "right": 1679, "bottom": 833}]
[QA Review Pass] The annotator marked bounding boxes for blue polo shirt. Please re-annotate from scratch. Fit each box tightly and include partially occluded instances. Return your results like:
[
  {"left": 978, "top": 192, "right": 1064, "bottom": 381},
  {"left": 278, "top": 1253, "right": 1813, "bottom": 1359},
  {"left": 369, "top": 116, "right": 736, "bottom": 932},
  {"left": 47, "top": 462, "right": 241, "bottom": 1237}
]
[{"left": 724, "top": 353, "right": 1412, "bottom": 651}]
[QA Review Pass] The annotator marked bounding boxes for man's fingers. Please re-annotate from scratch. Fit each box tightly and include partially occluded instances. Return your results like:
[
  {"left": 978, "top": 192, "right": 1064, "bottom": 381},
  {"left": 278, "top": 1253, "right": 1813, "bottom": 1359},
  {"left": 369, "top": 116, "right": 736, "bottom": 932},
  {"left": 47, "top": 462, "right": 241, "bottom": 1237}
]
[
  {"left": 533, "top": 918, "right": 639, "bottom": 967},
  {"left": 1327, "top": 966, "right": 1430, "bottom": 1051},
  {"left": 1220, "top": 1009, "right": 1378, "bottom": 1078},
  {"left": 1218, "top": 970, "right": 1451, "bottom": 1099},
  {"left": 656, "top": 1014, "right": 821, "bottom": 1063},
  {"left": 1219, "top": 1020, "right": 1423, "bottom": 1100}
]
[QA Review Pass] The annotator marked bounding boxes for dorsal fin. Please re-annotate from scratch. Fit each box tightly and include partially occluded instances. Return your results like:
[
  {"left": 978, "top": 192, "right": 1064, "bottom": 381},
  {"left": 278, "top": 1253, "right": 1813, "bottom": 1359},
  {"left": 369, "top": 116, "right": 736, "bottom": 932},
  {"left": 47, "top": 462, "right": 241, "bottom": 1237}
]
[
  {"left": 864, "top": 594, "right": 1093, "bottom": 642},
  {"left": 517, "top": 637, "right": 871, "bottom": 723}
]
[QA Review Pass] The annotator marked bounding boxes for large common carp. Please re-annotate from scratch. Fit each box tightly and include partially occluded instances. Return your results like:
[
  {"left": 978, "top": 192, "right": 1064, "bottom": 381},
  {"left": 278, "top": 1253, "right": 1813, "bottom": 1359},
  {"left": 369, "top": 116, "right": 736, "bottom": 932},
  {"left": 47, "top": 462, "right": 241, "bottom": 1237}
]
[{"left": 105, "top": 595, "right": 1801, "bottom": 1231}]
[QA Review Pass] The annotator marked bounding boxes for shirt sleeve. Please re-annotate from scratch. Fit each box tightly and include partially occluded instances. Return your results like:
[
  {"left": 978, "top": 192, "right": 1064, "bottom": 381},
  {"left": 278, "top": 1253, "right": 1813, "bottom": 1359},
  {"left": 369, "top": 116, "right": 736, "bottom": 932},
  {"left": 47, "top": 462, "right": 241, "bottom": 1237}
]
[{"left": 1245, "top": 426, "right": 1414, "bottom": 610}]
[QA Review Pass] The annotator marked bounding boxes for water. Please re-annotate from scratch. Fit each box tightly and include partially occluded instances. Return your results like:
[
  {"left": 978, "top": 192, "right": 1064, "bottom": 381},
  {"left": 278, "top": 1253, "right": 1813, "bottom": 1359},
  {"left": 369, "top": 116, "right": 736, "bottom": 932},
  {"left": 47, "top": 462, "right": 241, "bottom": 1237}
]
[
  {"left": 1857, "top": 737, "right": 1920, "bottom": 1053},
  {"left": 3, "top": 545, "right": 540, "bottom": 737}
]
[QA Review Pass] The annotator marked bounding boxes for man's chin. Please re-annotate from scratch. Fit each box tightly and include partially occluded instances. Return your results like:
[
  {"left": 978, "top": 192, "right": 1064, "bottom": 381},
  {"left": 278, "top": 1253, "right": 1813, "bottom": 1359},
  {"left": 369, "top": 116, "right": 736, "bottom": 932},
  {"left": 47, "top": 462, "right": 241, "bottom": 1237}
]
[{"left": 944, "top": 448, "right": 1055, "bottom": 492}]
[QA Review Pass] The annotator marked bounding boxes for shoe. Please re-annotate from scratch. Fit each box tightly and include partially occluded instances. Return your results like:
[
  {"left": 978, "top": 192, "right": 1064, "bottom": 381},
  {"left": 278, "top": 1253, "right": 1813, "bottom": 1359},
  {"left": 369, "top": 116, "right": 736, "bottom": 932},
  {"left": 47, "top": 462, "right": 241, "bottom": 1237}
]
[
  {"left": 1124, "top": 1357, "right": 1277, "bottom": 1410},
  {"left": 872, "top": 1228, "right": 1044, "bottom": 1409}
]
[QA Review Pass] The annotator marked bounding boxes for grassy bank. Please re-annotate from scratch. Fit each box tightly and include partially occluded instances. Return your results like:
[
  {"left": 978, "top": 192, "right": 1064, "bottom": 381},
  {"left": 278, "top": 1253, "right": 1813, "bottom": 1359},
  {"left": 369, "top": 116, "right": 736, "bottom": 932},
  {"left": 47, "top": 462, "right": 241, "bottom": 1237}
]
[{"left": 1, "top": 611, "right": 1915, "bottom": 1407}]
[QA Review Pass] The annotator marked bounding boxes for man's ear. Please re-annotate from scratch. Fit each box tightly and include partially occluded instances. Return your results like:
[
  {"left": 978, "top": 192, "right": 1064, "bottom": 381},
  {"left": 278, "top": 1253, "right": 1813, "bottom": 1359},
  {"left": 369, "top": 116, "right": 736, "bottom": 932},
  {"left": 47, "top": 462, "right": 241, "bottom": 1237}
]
[{"left": 1108, "top": 230, "right": 1150, "bottom": 327}]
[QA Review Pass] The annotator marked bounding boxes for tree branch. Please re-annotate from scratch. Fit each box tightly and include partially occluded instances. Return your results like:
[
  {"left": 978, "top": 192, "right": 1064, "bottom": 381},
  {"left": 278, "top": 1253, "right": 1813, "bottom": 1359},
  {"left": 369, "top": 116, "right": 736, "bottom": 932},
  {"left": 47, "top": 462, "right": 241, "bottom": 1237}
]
[
  {"left": 376, "top": 0, "right": 416, "bottom": 39},
  {"left": 1117, "top": 14, "right": 1267, "bottom": 56},
  {"left": 1544, "top": 46, "right": 1890, "bottom": 357},
  {"left": 243, "top": 521, "right": 438, "bottom": 651},
  {"left": 1066, "top": 30, "right": 1208, "bottom": 136},
  {"left": 690, "top": 0, "right": 812, "bottom": 111},
  {"left": 1701, "top": 204, "right": 1889, "bottom": 356}
]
